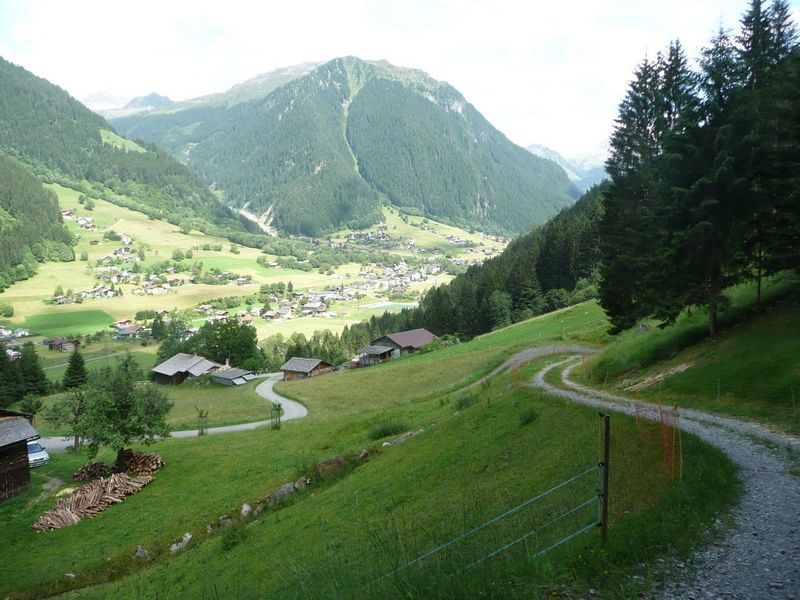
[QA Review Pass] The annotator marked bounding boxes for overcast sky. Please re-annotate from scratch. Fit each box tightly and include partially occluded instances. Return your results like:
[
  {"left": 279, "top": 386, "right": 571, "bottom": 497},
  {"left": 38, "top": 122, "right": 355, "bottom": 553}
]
[{"left": 1, "top": 0, "right": 798, "bottom": 157}]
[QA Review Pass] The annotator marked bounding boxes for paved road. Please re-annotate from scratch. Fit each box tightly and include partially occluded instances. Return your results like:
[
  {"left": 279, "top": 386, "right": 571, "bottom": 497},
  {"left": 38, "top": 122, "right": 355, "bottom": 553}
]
[
  {"left": 40, "top": 373, "right": 307, "bottom": 453},
  {"left": 532, "top": 354, "right": 800, "bottom": 600}
]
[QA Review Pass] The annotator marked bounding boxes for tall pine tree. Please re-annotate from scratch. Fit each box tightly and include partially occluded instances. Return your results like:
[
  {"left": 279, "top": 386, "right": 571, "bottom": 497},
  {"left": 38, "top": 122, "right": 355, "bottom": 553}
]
[{"left": 63, "top": 348, "right": 88, "bottom": 389}]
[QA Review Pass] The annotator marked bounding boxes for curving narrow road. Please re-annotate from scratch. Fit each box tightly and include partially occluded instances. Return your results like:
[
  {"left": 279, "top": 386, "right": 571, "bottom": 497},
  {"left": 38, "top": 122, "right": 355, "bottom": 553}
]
[
  {"left": 532, "top": 354, "right": 800, "bottom": 600},
  {"left": 40, "top": 373, "right": 307, "bottom": 453}
]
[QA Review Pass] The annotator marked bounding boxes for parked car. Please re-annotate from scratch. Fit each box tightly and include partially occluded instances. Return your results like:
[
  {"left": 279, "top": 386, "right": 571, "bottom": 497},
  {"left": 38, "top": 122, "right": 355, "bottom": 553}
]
[{"left": 27, "top": 441, "right": 50, "bottom": 468}]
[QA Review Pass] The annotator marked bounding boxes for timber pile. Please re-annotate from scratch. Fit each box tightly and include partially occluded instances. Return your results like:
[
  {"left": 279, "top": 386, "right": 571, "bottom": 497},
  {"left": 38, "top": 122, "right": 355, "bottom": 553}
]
[
  {"left": 32, "top": 473, "right": 152, "bottom": 532},
  {"left": 73, "top": 461, "right": 111, "bottom": 481},
  {"left": 114, "top": 449, "right": 165, "bottom": 474}
]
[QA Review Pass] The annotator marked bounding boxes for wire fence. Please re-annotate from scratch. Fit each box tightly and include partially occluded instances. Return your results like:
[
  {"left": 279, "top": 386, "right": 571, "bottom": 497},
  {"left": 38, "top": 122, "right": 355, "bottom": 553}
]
[{"left": 375, "top": 461, "right": 603, "bottom": 585}]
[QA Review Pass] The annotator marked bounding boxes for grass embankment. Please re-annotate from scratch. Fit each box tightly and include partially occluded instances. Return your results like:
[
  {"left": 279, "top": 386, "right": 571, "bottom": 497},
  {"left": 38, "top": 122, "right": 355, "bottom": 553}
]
[
  {"left": 0, "top": 302, "right": 738, "bottom": 599},
  {"left": 576, "top": 276, "right": 800, "bottom": 435}
]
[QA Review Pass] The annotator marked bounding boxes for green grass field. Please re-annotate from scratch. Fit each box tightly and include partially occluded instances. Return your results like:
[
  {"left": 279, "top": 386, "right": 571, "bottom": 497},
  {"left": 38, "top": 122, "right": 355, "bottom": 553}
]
[{"left": 0, "top": 302, "right": 738, "bottom": 599}]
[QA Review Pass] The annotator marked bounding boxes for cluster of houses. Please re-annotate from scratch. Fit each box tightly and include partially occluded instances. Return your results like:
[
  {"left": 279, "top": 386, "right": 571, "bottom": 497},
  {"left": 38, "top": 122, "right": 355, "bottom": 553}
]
[
  {"left": 98, "top": 246, "right": 140, "bottom": 265},
  {"left": 280, "top": 327, "right": 438, "bottom": 381},
  {"left": 350, "top": 262, "right": 440, "bottom": 295},
  {"left": 61, "top": 210, "right": 95, "bottom": 231},
  {"left": 0, "top": 328, "right": 33, "bottom": 361}
]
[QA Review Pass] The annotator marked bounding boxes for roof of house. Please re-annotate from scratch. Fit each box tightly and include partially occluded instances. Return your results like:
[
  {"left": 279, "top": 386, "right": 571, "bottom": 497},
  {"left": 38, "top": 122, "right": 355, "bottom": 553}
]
[
  {"left": 152, "top": 353, "right": 221, "bottom": 377},
  {"left": 378, "top": 328, "right": 438, "bottom": 350},
  {"left": 0, "top": 410, "right": 39, "bottom": 448},
  {"left": 211, "top": 368, "right": 253, "bottom": 381},
  {"left": 358, "top": 345, "right": 394, "bottom": 356},
  {"left": 281, "top": 357, "right": 331, "bottom": 373}
]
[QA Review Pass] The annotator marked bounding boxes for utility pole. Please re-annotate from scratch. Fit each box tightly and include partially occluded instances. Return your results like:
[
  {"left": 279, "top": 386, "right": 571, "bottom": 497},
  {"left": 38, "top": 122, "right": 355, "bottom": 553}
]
[{"left": 599, "top": 412, "right": 611, "bottom": 540}]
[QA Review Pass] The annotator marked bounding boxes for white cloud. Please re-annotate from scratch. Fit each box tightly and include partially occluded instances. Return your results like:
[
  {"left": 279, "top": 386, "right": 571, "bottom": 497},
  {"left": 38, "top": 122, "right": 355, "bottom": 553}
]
[{"left": 0, "top": 0, "right": 793, "bottom": 156}]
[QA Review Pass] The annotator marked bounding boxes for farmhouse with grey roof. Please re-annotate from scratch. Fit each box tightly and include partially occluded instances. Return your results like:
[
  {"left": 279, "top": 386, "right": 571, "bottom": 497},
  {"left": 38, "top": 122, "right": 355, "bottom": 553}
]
[{"left": 152, "top": 353, "right": 221, "bottom": 386}]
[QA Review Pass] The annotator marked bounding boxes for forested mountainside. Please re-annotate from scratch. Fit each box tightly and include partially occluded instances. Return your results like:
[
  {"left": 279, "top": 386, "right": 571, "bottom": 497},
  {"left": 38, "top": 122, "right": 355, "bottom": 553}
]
[
  {"left": 113, "top": 56, "right": 579, "bottom": 236},
  {"left": 0, "top": 154, "right": 74, "bottom": 292},
  {"left": 0, "top": 56, "right": 257, "bottom": 238}
]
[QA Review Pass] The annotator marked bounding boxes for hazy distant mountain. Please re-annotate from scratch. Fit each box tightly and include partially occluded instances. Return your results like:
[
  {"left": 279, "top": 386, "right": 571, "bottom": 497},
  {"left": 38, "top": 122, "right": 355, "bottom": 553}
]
[
  {"left": 526, "top": 144, "right": 607, "bottom": 191},
  {"left": 125, "top": 92, "right": 171, "bottom": 110},
  {"left": 81, "top": 91, "right": 129, "bottom": 112},
  {"left": 113, "top": 57, "right": 579, "bottom": 236}
]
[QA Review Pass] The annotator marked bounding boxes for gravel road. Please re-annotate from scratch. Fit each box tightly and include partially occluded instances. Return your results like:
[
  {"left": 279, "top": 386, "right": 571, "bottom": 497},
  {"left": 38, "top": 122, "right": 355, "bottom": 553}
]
[
  {"left": 532, "top": 354, "right": 800, "bottom": 600},
  {"left": 40, "top": 373, "right": 306, "bottom": 452}
]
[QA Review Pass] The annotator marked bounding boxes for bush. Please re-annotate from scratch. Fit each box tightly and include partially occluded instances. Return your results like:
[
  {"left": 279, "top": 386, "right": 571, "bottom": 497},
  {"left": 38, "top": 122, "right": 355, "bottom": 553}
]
[
  {"left": 454, "top": 391, "right": 479, "bottom": 411},
  {"left": 368, "top": 421, "right": 409, "bottom": 440},
  {"left": 221, "top": 524, "right": 248, "bottom": 552},
  {"left": 519, "top": 406, "right": 539, "bottom": 426},
  {"left": 0, "top": 302, "right": 13, "bottom": 317}
]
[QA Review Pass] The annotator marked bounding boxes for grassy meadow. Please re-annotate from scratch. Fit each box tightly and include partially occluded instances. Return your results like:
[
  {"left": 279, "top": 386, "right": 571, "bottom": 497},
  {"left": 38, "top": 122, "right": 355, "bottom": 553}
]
[
  {"left": 0, "top": 302, "right": 738, "bottom": 599},
  {"left": 575, "top": 276, "right": 800, "bottom": 435}
]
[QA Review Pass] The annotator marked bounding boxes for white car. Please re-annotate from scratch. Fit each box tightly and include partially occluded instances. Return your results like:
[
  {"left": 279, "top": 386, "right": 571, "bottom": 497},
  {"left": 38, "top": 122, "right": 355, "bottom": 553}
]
[{"left": 27, "top": 441, "right": 50, "bottom": 468}]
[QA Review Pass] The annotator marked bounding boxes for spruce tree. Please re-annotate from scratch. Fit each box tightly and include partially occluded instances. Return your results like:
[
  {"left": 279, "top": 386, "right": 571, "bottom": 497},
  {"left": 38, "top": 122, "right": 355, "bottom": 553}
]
[
  {"left": 18, "top": 343, "right": 48, "bottom": 396},
  {"left": 599, "top": 56, "right": 664, "bottom": 333},
  {"left": 62, "top": 348, "right": 88, "bottom": 389},
  {"left": 0, "top": 347, "right": 22, "bottom": 407}
]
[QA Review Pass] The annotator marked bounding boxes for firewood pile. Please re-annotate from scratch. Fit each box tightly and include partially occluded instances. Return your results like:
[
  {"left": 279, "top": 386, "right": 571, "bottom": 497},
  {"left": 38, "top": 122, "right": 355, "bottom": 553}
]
[
  {"left": 32, "top": 473, "right": 153, "bottom": 532},
  {"left": 73, "top": 460, "right": 112, "bottom": 481},
  {"left": 114, "top": 449, "right": 165, "bottom": 475}
]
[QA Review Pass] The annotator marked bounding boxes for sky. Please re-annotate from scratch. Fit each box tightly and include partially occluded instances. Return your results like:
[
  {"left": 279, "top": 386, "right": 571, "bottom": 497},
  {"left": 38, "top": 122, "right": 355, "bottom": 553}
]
[{"left": 1, "top": 0, "right": 798, "bottom": 158}]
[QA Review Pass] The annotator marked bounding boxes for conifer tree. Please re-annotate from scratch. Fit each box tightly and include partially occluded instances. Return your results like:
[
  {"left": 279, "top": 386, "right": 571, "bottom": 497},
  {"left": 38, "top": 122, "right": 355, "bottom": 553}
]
[
  {"left": 0, "top": 347, "right": 22, "bottom": 407},
  {"left": 62, "top": 348, "right": 88, "bottom": 389},
  {"left": 18, "top": 343, "right": 48, "bottom": 396}
]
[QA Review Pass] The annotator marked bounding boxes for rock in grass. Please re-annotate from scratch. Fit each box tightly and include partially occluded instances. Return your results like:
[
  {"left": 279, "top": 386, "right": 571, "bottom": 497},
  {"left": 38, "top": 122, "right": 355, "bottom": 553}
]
[
  {"left": 294, "top": 476, "right": 311, "bottom": 490},
  {"left": 133, "top": 545, "right": 152, "bottom": 561},
  {"left": 240, "top": 503, "right": 252, "bottom": 517},
  {"left": 169, "top": 532, "right": 192, "bottom": 554},
  {"left": 267, "top": 483, "right": 296, "bottom": 506},
  {"left": 357, "top": 448, "right": 370, "bottom": 460},
  {"left": 315, "top": 456, "right": 347, "bottom": 478}
]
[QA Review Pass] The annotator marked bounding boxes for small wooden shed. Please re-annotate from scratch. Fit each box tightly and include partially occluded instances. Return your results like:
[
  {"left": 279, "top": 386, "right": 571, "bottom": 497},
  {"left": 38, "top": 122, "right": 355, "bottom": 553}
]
[
  {"left": 211, "top": 368, "right": 257, "bottom": 386},
  {"left": 281, "top": 358, "right": 332, "bottom": 381},
  {"left": 0, "top": 409, "right": 39, "bottom": 501}
]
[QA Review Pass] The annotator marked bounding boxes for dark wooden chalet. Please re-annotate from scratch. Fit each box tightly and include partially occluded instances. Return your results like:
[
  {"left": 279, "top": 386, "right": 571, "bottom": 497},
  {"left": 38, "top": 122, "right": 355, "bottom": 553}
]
[
  {"left": 354, "top": 344, "right": 394, "bottom": 367},
  {"left": 0, "top": 409, "right": 39, "bottom": 501},
  {"left": 281, "top": 357, "right": 332, "bottom": 381},
  {"left": 45, "top": 337, "right": 81, "bottom": 353},
  {"left": 371, "top": 328, "right": 437, "bottom": 357},
  {"left": 151, "top": 353, "right": 221, "bottom": 386}
]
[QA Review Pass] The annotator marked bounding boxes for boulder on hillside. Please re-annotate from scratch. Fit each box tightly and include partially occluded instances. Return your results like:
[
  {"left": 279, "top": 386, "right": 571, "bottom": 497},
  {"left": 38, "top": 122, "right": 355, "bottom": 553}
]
[{"left": 315, "top": 456, "right": 347, "bottom": 478}]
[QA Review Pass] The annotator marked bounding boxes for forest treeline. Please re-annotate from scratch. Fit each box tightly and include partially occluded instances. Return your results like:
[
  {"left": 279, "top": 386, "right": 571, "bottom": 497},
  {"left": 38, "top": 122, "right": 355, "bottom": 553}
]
[
  {"left": 599, "top": 0, "right": 799, "bottom": 335},
  {"left": 0, "top": 55, "right": 259, "bottom": 239},
  {"left": 0, "top": 154, "right": 74, "bottom": 292}
]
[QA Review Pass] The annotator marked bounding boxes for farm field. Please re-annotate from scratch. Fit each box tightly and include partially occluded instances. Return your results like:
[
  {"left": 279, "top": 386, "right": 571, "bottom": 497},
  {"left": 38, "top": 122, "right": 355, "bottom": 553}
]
[{"left": 0, "top": 301, "right": 738, "bottom": 599}]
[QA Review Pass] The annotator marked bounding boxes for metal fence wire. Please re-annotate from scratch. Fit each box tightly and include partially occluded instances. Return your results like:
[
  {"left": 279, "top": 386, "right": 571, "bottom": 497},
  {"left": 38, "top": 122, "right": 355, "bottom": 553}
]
[{"left": 377, "top": 437, "right": 609, "bottom": 584}]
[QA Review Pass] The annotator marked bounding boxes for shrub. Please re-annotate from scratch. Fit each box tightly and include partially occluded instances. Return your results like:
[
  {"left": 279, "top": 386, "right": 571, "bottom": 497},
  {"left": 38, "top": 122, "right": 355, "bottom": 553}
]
[
  {"left": 368, "top": 421, "right": 409, "bottom": 440},
  {"left": 454, "top": 391, "right": 479, "bottom": 411},
  {"left": 221, "top": 524, "right": 248, "bottom": 552},
  {"left": 519, "top": 406, "right": 539, "bottom": 426}
]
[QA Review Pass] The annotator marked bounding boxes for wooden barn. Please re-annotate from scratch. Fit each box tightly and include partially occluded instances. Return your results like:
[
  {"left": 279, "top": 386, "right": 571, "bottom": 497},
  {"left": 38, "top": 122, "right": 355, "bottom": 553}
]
[
  {"left": 354, "top": 344, "right": 394, "bottom": 367},
  {"left": 0, "top": 409, "right": 39, "bottom": 501},
  {"left": 281, "top": 358, "right": 332, "bottom": 381},
  {"left": 371, "top": 328, "right": 437, "bottom": 357},
  {"left": 151, "top": 353, "right": 221, "bottom": 386},
  {"left": 45, "top": 337, "right": 81, "bottom": 353}
]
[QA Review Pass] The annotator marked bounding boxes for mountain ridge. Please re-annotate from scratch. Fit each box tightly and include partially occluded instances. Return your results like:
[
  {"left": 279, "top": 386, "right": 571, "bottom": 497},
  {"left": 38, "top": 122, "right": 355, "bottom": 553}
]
[{"left": 113, "top": 56, "right": 579, "bottom": 236}]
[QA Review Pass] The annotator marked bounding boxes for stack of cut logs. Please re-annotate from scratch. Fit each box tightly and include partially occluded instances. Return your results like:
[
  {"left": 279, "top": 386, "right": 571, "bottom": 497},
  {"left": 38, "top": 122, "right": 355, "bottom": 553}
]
[
  {"left": 114, "top": 449, "right": 166, "bottom": 475},
  {"left": 32, "top": 473, "right": 153, "bottom": 532},
  {"left": 73, "top": 460, "right": 112, "bottom": 481}
]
